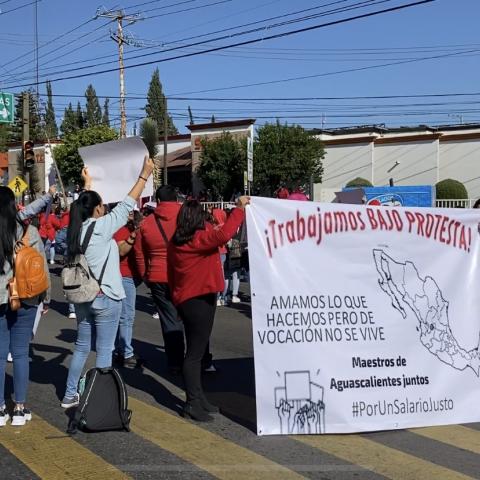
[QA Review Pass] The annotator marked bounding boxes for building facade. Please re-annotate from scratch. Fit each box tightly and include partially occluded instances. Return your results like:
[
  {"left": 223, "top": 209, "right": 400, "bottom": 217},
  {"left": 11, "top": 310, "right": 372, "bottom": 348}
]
[{"left": 314, "top": 125, "right": 480, "bottom": 201}]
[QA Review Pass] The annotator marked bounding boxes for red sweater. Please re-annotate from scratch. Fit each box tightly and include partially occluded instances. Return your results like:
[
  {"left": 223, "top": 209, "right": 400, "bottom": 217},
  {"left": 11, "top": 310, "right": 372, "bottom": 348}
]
[
  {"left": 167, "top": 208, "right": 245, "bottom": 306},
  {"left": 39, "top": 213, "right": 57, "bottom": 241},
  {"left": 113, "top": 226, "right": 139, "bottom": 278},
  {"left": 51, "top": 212, "right": 70, "bottom": 230},
  {"left": 134, "top": 202, "right": 181, "bottom": 283}
]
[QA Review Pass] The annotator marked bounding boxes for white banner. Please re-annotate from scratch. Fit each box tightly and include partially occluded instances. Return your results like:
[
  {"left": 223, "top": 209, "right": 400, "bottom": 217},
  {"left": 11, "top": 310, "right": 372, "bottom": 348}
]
[
  {"left": 246, "top": 197, "right": 480, "bottom": 435},
  {"left": 79, "top": 137, "right": 153, "bottom": 205}
]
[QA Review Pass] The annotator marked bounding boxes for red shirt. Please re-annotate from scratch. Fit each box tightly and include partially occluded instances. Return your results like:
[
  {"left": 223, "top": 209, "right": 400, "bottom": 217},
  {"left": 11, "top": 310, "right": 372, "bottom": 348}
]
[
  {"left": 134, "top": 202, "right": 181, "bottom": 283},
  {"left": 167, "top": 208, "right": 245, "bottom": 306},
  {"left": 39, "top": 213, "right": 57, "bottom": 241},
  {"left": 113, "top": 226, "right": 139, "bottom": 279},
  {"left": 51, "top": 212, "right": 70, "bottom": 230}
]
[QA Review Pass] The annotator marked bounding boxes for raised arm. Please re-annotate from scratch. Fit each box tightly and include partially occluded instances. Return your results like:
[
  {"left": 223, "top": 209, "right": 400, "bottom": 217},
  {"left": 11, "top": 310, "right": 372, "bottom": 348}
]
[
  {"left": 83, "top": 156, "right": 155, "bottom": 239},
  {"left": 134, "top": 224, "right": 147, "bottom": 280},
  {"left": 17, "top": 186, "right": 56, "bottom": 222},
  {"left": 191, "top": 197, "right": 249, "bottom": 252}
]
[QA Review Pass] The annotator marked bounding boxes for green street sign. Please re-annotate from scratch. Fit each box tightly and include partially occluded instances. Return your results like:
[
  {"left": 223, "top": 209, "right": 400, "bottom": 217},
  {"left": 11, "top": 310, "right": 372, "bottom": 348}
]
[{"left": 0, "top": 92, "right": 14, "bottom": 124}]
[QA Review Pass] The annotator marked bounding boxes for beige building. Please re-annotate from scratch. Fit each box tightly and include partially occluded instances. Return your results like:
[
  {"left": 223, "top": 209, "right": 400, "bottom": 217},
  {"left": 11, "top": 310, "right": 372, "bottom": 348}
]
[{"left": 314, "top": 124, "right": 480, "bottom": 202}]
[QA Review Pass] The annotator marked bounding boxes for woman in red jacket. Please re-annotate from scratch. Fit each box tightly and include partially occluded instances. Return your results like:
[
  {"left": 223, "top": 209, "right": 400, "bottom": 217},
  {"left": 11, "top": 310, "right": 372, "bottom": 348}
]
[
  {"left": 168, "top": 196, "right": 249, "bottom": 421},
  {"left": 39, "top": 211, "right": 58, "bottom": 265}
]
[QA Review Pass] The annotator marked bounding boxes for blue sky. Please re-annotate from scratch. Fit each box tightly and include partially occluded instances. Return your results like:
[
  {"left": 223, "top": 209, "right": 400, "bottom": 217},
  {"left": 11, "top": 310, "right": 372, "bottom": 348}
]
[{"left": 0, "top": 0, "right": 479, "bottom": 133}]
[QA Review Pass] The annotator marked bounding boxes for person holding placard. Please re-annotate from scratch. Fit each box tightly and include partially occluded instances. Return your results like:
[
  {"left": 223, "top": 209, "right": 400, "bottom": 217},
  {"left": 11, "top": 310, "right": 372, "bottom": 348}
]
[{"left": 61, "top": 156, "right": 154, "bottom": 409}]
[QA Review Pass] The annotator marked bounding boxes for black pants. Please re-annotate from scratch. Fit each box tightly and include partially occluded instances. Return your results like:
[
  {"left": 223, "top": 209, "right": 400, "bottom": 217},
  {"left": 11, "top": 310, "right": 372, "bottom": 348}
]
[
  {"left": 149, "top": 282, "right": 185, "bottom": 369},
  {"left": 177, "top": 294, "right": 216, "bottom": 403}
]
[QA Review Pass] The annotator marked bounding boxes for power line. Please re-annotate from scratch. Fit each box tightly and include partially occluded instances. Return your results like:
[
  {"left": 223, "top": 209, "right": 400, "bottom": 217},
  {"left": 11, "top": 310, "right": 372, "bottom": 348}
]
[
  {"left": 161, "top": 0, "right": 358, "bottom": 45},
  {"left": 2, "top": 0, "right": 436, "bottom": 89},
  {"left": 6, "top": 0, "right": 380, "bottom": 83},
  {"left": 0, "top": 1, "right": 377, "bottom": 80},
  {"left": 143, "top": 0, "right": 233, "bottom": 20},
  {"left": 155, "top": 0, "right": 281, "bottom": 41},
  {"left": 171, "top": 46, "right": 476, "bottom": 96},
  {"left": 41, "top": 91, "right": 480, "bottom": 101},
  {"left": 0, "top": 17, "right": 101, "bottom": 80},
  {"left": 0, "top": 0, "right": 40, "bottom": 15},
  {"left": 7, "top": 41, "right": 480, "bottom": 81}
]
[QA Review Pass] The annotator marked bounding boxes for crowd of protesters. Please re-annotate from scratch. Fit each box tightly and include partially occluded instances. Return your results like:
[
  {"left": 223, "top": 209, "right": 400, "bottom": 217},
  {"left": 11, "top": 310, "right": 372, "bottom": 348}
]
[
  {"left": 5, "top": 160, "right": 468, "bottom": 428},
  {"left": 0, "top": 154, "right": 251, "bottom": 426}
]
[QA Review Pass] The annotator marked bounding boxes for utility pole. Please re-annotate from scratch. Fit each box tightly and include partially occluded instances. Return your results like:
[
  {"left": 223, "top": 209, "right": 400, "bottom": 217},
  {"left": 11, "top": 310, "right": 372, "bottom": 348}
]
[
  {"left": 22, "top": 92, "right": 30, "bottom": 200},
  {"left": 163, "top": 95, "right": 168, "bottom": 185},
  {"left": 95, "top": 8, "right": 142, "bottom": 138},
  {"left": 34, "top": 0, "right": 39, "bottom": 99}
]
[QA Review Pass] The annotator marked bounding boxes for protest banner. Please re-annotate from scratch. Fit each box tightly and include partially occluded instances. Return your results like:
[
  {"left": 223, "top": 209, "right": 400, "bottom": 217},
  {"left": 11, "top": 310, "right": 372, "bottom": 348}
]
[
  {"left": 246, "top": 197, "right": 480, "bottom": 435},
  {"left": 79, "top": 137, "right": 153, "bottom": 204}
]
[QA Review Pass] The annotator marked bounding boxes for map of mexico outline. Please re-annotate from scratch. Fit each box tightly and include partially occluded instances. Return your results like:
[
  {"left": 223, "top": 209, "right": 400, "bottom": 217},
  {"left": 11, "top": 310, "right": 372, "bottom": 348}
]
[{"left": 373, "top": 249, "right": 480, "bottom": 377}]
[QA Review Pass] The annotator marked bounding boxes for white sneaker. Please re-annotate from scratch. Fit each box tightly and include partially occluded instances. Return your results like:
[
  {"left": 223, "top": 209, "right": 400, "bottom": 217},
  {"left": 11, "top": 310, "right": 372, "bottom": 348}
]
[
  {"left": 49, "top": 260, "right": 55, "bottom": 265},
  {"left": 203, "top": 364, "right": 217, "bottom": 373},
  {"left": 216, "top": 299, "right": 223, "bottom": 307},
  {"left": 231, "top": 295, "right": 241, "bottom": 304},
  {"left": 11, "top": 408, "right": 32, "bottom": 426},
  {"left": 152, "top": 312, "right": 159, "bottom": 320},
  {"left": 0, "top": 407, "right": 9, "bottom": 427},
  {"left": 68, "top": 312, "right": 76, "bottom": 319},
  {"left": 7, "top": 352, "right": 12, "bottom": 362}
]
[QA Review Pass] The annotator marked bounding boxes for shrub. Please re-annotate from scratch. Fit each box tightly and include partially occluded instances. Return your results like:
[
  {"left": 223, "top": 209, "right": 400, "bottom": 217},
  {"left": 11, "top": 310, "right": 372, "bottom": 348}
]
[
  {"left": 345, "top": 177, "right": 373, "bottom": 188},
  {"left": 435, "top": 179, "right": 468, "bottom": 200}
]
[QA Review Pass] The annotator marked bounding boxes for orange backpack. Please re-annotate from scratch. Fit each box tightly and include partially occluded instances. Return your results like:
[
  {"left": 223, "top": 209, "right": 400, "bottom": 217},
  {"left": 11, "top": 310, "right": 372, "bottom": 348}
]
[{"left": 8, "top": 227, "right": 49, "bottom": 311}]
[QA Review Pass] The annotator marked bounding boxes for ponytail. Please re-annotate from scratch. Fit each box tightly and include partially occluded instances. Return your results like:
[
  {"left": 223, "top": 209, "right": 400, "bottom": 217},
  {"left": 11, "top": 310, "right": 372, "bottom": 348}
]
[
  {"left": 0, "top": 187, "right": 17, "bottom": 274},
  {"left": 66, "top": 190, "right": 102, "bottom": 262}
]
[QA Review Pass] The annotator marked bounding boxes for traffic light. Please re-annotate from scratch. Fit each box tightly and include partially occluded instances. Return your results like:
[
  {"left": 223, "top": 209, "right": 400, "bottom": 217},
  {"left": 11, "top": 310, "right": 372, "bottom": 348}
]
[{"left": 23, "top": 140, "right": 35, "bottom": 169}]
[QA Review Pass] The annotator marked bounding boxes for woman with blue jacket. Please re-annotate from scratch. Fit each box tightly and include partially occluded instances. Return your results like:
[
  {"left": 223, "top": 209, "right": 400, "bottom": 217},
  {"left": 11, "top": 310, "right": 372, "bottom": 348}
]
[{"left": 61, "top": 157, "right": 154, "bottom": 408}]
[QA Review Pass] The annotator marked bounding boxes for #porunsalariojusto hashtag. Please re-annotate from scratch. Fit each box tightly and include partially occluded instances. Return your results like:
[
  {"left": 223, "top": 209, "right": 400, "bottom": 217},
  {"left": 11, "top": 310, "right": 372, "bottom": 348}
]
[{"left": 351, "top": 397, "right": 454, "bottom": 418}]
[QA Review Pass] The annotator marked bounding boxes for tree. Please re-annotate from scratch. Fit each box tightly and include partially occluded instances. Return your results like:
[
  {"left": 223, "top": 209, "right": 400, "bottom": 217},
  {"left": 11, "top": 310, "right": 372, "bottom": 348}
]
[
  {"left": 60, "top": 103, "right": 77, "bottom": 136},
  {"left": 436, "top": 179, "right": 468, "bottom": 200},
  {"left": 8, "top": 90, "right": 42, "bottom": 144},
  {"left": 140, "top": 118, "right": 160, "bottom": 187},
  {"left": 54, "top": 125, "right": 118, "bottom": 187},
  {"left": 44, "top": 80, "right": 58, "bottom": 139},
  {"left": 76, "top": 102, "right": 85, "bottom": 129},
  {"left": 145, "top": 68, "right": 178, "bottom": 137},
  {"left": 84, "top": 84, "right": 102, "bottom": 127},
  {"left": 253, "top": 121, "right": 324, "bottom": 196},
  {"left": 0, "top": 124, "right": 8, "bottom": 152},
  {"left": 346, "top": 177, "right": 373, "bottom": 188},
  {"left": 198, "top": 132, "right": 247, "bottom": 200},
  {"left": 102, "top": 98, "right": 110, "bottom": 126}
]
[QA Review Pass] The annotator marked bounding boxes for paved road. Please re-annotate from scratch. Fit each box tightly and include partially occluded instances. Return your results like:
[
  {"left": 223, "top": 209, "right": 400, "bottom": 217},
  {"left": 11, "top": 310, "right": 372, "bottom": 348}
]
[{"left": 1, "top": 266, "right": 480, "bottom": 479}]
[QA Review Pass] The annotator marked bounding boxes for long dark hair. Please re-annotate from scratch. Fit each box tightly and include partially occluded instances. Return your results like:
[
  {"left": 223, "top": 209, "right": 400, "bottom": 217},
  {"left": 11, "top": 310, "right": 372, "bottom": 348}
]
[
  {"left": 172, "top": 200, "right": 206, "bottom": 245},
  {"left": 66, "top": 190, "right": 102, "bottom": 262},
  {"left": 0, "top": 187, "right": 18, "bottom": 274}
]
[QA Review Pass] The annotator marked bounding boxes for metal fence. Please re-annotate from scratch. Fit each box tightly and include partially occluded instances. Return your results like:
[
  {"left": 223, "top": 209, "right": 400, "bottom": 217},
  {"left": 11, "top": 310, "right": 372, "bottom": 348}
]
[
  {"left": 435, "top": 199, "right": 477, "bottom": 209},
  {"left": 201, "top": 201, "right": 237, "bottom": 210},
  {"left": 203, "top": 200, "right": 479, "bottom": 209}
]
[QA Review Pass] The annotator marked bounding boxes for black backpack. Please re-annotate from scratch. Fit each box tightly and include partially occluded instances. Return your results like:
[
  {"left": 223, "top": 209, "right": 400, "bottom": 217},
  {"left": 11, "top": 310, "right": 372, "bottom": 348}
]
[{"left": 67, "top": 367, "right": 132, "bottom": 434}]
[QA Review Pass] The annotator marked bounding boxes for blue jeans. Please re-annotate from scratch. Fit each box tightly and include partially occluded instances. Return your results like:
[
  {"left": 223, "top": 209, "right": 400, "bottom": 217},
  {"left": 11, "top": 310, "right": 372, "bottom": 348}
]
[
  {"left": 116, "top": 277, "right": 138, "bottom": 359},
  {"left": 0, "top": 304, "right": 36, "bottom": 406},
  {"left": 43, "top": 238, "right": 55, "bottom": 262},
  {"left": 219, "top": 254, "right": 228, "bottom": 301},
  {"left": 64, "top": 294, "right": 121, "bottom": 398}
]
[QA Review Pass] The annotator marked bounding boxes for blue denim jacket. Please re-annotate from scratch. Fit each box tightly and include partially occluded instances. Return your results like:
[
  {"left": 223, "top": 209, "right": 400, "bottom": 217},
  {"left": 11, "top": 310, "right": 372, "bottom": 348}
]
[{"left": 80, "top": 196, "right": 136, "bottom": 301}]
